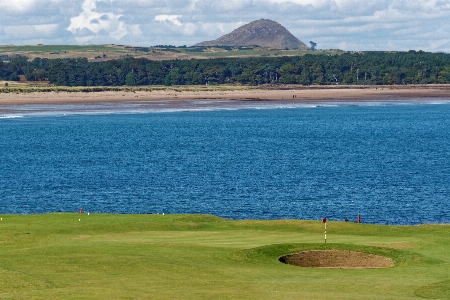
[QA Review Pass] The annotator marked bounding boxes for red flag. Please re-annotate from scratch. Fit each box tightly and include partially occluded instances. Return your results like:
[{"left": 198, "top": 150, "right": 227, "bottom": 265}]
[{"left": 322, "top": 217, "right": 327, "bottom": 223}]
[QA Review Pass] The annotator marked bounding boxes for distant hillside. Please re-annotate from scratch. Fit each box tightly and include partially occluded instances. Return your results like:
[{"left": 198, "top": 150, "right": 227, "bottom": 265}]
[
  {"left": 195, "top": 19, "right": 309, "bottom": 50},
  {"left": 0, "top": 44, "right": 336, "bottom": 62}
]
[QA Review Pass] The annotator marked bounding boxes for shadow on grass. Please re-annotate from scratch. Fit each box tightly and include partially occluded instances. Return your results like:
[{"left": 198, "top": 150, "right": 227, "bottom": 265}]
[{"left": 414, "top": 280, "right": 450, "bottom": 299}]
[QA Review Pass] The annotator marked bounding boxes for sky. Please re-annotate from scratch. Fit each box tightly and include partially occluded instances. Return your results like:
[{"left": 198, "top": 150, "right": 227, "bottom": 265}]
[{"left": 0, "top": 0, "right": 449, "bottom": 52}]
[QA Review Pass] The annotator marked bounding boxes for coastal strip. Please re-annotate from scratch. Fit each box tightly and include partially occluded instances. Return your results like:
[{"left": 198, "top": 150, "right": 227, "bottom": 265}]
[{"left": 0, "top": 85, "right": 450, "bottom": 106}]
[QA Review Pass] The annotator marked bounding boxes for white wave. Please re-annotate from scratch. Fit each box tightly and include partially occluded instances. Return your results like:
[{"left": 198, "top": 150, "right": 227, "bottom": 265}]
[{"left": 0, "top": 114, "right": 24, "bottom": 119}]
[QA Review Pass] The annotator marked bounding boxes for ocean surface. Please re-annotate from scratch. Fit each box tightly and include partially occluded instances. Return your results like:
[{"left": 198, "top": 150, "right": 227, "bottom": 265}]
[{"left": 1, "top": 99, "right": 449, "bottom": 225}]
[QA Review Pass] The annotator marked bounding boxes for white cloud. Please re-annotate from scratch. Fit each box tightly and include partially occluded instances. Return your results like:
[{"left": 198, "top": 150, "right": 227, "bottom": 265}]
[
  {"left": 0, "top": 0, "right": 64, "bottom": 14},
  {"left": 262, "top": 0, "right": 330, "bottom": 8},
  {"left": 154, "top": 15, "right": 182, "bottom": 26},
  {"left": 67, "top": 0, "right": 130, "bottom": 41},
  {"left": 0, "top": 0, "right": 37, "bottom": 13}
]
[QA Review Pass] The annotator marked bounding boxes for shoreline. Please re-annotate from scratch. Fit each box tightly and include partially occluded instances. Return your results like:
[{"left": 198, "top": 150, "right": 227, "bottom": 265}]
[
  {"left": 1, "top": 85, "right": 450, "bottom": 106},
  {"left": 1, "top": 212, "right": 448, "bottom": 225}
]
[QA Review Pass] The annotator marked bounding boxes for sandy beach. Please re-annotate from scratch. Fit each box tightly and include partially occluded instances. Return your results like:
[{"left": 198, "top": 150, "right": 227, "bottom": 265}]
[{"left": 0, "top": 85, "right": 449, "bottom": 106}]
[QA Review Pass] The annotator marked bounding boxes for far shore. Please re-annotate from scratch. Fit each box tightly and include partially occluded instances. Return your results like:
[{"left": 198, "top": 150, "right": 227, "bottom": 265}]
[{"left": 0, "top": 84, "right": 450, "bottom": 106}]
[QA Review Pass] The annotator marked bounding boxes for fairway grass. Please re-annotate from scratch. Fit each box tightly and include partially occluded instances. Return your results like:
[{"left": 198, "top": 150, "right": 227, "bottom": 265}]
[{"left": 0, "top": 214, "right": 448, "bottom": 299}]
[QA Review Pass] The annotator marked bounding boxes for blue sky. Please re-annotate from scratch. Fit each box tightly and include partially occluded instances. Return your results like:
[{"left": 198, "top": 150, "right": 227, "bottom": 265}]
[{"left": 1, "top": 0, "right": 449, "bottom": 52}]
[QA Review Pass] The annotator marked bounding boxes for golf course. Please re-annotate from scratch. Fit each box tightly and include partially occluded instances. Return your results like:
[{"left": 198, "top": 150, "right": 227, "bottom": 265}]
[{"left": 0, "top": 213, "right": 448, "bottom": 299}]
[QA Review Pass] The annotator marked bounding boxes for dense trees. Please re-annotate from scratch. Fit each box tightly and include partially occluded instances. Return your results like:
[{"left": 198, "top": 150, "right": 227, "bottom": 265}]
[{"left": 1, "top": 51, "right": 450, "bottom": 86}]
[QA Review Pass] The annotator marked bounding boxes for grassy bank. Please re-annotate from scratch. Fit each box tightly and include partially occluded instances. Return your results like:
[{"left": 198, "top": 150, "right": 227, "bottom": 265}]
[
  {"left": 2, "top": 82, "right": 449, "bottom": 95},
  {"left": 0, "top": 82, "right": 250, "bottom": 94},
  {"left": 0, "top": 214, "right": 448, "bottom": 299}
]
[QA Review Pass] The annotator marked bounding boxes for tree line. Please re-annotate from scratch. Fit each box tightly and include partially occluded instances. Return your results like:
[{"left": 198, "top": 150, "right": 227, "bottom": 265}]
[{"left": 1, "top": 51, "right": 449, "bottom": 86}]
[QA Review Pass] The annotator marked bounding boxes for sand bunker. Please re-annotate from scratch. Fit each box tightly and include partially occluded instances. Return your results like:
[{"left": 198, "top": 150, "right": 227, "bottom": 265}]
[{"left": 279, "top": 250, "right": 395, "bottom": 268}]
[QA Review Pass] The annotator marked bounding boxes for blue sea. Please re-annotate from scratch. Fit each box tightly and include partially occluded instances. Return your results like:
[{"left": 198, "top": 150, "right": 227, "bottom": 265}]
[{"left": 1, "top": 99, "right": 449, "bottom": 225}]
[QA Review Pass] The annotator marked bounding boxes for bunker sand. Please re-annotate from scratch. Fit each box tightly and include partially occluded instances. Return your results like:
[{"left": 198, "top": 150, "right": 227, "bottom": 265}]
[{"left": 279, "top": 250, "right": 396, "bottom": 268}]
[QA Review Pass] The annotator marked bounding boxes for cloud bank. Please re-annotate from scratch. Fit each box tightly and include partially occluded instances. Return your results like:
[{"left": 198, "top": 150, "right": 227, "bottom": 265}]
[{"left": 0, "top": 0, "right": 448, "bottom": 51}]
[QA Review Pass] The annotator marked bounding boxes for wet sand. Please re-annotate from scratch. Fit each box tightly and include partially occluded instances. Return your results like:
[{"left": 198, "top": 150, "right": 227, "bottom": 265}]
[{"left": 0, "top": 85, "right": 449, "bottom": 106}]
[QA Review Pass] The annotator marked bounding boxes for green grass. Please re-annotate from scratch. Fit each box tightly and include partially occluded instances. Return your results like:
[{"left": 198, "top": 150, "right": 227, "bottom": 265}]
[
  {"left": 1, "top": 44, "right": 343, "bottom": 61},
  {"left": 0, "top": 214, "right": 448, "bottom": 299},
  {"left": 0, "top": 44, "right": 131, "bottom": 61},
  {"left": 0, "top": 83, "right": 256, "bottom": 94}
]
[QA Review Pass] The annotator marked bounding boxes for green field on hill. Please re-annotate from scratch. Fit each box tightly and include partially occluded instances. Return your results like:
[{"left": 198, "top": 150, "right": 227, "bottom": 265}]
[
  {"left": 0, "top": 214, "right": 448, "bottom": 299},
  {"left": 0, "top": 44, "right": 135, "bottom": 61},
  {"left": 0, "top": 44, "right": 340, "bottom": 61}
]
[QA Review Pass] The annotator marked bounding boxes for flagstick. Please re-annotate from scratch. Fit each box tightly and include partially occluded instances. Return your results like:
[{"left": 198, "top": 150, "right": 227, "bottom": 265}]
[{"left": 324, "top": 221, "right": 327, "bottom": 244}]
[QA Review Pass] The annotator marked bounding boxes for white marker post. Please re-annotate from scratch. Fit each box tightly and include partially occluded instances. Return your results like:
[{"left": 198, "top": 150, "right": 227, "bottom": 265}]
[{"left": 322, "top": 216, "right": 327, "bottom": 243}]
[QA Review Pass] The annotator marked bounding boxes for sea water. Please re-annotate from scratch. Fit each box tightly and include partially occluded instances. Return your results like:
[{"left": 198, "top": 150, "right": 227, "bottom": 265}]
[{"left": 1, "top": 100, "right": 449, "bottom": 225}]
